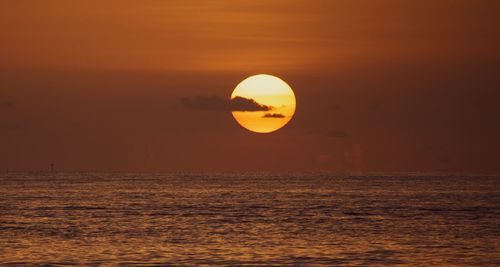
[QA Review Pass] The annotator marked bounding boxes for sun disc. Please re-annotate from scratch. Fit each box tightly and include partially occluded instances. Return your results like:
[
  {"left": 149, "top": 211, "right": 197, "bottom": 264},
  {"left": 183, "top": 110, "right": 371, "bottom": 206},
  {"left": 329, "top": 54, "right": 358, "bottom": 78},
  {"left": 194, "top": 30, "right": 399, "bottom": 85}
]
[{"left": 231, "top": 74, "right": 296, "bottom": 133}]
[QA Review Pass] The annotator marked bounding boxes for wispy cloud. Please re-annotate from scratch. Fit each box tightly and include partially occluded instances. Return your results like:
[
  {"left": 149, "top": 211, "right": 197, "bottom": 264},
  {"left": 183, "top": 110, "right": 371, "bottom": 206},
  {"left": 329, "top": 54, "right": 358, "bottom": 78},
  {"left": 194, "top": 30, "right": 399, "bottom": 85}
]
[
  {"left": 181, "top": 95, "right": 227, "bottom": 111},
  {"left": 0, "top": 101, "right": 14, "bottom": 110},
  {"left": 262, "top": 113, "right": 285, "bottom": 118},
  {"left": 0, "top": 122, "right": 22, "bottom": 132}
]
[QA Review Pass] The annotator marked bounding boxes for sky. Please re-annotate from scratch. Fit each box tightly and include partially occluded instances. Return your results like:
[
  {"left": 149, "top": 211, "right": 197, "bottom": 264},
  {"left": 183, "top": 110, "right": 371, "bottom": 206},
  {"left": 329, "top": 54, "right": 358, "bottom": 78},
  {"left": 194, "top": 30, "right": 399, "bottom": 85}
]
[{"left": 1, "top": 0, "right": 499, "bottom": 173}]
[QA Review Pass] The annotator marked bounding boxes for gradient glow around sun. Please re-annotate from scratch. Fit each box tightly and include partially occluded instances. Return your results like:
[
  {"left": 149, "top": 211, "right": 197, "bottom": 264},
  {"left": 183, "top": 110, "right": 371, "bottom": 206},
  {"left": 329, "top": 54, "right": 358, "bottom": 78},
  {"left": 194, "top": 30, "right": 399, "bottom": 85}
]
[{"left": 231, "top": 74, "right": 296, "bottom": 133}]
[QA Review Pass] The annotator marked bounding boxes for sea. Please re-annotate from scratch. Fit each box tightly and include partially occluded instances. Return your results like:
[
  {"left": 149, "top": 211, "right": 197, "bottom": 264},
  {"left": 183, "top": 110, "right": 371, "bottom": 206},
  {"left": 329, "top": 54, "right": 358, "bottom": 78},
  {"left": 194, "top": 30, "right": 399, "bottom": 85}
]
[{"left": 0, "top": 173, "right": 499, "bottom": 266}]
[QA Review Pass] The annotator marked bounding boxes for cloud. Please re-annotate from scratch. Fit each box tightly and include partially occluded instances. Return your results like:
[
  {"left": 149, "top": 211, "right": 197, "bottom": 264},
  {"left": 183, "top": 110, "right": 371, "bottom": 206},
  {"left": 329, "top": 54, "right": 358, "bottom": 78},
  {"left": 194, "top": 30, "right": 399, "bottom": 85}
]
[
  {"left": 181, "top": 95, "right": 227, "bottom": 111},
  {"left": 0, "top": 122, "right": 22, "bottom": 131},
  {"left": 181, "top": 95, "right": 273, "bottom": 112},
  {"left": 439, "top": 155, "right": 451, "bottom": 164},
  {"left": 262, "top": 113, "right": 285, "bottom": 118},
  {"left": 0, "top": 101, "right": 14, "bottom": 110},
  {"left": 317, "top": 153, "right": 333, "bottom": 166},
  {"left": 230, "top": 96, "right": 273, "bottom": 112},
  {"left": 327, "top": 130, "right": 350, "bottom": 138}
]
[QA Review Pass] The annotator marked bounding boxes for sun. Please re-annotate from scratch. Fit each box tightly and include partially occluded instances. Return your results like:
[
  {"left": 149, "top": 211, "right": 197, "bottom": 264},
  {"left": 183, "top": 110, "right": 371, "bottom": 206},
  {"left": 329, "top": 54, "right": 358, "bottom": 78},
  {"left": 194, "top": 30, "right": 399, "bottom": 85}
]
[{"left": 231, "top": 74, "right": 296, "bottom": 133}]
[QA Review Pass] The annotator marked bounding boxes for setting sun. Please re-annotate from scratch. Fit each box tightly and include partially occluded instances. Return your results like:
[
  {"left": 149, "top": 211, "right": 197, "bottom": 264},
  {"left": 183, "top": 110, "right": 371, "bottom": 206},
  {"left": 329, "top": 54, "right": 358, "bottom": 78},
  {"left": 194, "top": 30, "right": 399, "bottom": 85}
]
[
  {"left": 231, "top": 74, "right": 296, "bottom": 133},
  {"left": 1, "top": 1, "right": 498, "bottom": 265}
]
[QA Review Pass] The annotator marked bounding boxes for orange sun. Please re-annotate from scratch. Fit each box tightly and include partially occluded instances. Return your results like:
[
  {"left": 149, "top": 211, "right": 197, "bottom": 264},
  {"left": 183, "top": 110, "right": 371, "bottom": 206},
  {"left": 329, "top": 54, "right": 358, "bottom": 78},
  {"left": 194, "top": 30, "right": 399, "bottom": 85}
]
[{"left": 231, "top": 74, "right": 296, "bottom": 133}]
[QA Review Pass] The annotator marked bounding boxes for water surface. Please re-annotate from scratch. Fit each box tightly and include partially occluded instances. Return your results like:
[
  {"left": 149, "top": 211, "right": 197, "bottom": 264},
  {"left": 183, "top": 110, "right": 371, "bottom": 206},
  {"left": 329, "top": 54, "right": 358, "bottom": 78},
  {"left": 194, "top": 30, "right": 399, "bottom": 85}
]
[{"left": 1, "top": 173, "right": 499, "bottom": 266}]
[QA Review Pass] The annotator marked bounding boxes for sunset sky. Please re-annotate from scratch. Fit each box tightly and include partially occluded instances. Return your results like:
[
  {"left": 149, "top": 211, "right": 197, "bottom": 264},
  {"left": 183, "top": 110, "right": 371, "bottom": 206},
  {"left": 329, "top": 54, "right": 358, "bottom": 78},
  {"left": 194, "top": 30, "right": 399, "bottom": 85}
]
[{"left": 1, "top": 0, "right": 499, "bottom": 172}]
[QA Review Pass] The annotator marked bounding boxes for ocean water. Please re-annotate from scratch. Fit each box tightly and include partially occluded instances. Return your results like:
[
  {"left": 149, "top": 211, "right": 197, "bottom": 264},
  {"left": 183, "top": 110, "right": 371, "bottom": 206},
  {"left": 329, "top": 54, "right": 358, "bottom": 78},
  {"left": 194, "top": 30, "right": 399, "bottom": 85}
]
[{"left": 0, "top": 173, "right": 499, "bottom": 266}]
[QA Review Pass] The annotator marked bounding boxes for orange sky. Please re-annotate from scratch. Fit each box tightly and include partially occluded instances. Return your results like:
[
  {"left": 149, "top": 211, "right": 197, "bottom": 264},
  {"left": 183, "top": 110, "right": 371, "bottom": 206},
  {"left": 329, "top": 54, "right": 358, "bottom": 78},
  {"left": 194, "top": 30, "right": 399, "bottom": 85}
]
[{"left": 1, "top": 1, "right": 499, "bottom": 172}]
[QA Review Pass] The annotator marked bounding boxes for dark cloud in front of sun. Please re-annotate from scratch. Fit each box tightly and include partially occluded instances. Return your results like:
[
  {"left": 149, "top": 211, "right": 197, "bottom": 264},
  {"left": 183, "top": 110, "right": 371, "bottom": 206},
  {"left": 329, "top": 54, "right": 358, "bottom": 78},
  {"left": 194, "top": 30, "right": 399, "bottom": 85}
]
[
  {"left": 230, "top": 96, "right": 273, "bottom": 112},
  {"left": 262, "top": 113, "right": 285, "bottom": 118},
  {"left": 181, "top": 95, "right": 273, "bottom": 112}
]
